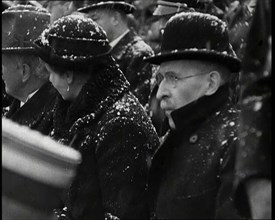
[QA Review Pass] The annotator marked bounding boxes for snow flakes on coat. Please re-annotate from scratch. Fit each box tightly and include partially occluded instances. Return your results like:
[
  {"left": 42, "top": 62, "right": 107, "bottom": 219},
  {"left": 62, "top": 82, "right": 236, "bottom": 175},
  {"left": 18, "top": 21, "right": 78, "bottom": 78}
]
[{"left": 48, "top": 57, "right": 159, "bottom": 220}]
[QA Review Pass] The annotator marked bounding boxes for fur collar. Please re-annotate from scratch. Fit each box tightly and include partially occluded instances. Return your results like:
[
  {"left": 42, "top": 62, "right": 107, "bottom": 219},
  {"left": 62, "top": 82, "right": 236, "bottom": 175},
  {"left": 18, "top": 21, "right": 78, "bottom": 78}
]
[{"left": 51, "top": 57, "right": 130, "bottom": 144}]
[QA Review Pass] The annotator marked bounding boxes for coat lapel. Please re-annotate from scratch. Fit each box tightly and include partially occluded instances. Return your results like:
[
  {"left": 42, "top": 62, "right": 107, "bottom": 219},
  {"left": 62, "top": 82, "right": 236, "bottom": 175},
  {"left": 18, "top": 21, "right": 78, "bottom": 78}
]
[{"left": 10, "top": 82, "right": 57, "bottom": 127}]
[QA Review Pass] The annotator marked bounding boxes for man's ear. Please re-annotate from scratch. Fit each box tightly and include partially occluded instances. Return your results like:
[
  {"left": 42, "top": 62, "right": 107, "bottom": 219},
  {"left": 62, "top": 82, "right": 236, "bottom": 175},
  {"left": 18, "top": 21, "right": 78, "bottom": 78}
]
[
  {"left": 204, "top": 71, "right": 221, "bottom": 96},
  {"left": 66, "top": 71, "right": 74, "bottom": 85},
  {"left": 22, "top": 64, "right": 31, "bottom": 83}
]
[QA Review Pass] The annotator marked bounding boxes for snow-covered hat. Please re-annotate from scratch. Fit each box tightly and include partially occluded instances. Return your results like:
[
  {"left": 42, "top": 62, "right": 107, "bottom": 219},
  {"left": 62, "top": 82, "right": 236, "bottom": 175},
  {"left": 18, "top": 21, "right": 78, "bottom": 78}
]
[
  {"left": 2, "top": 118, "right": 81, "bottom": 218},
  {"left": 2, "top": 5, "right": 50, "bottom": 54},
  {"left": 78, "top": 0, "right": 136, "bottom": 14},
  {"left": 145, "top": 11, "right": 241, "bottom": 72},
  {"left": 34, "top": 14, "right": 112, "bottom": 70}
]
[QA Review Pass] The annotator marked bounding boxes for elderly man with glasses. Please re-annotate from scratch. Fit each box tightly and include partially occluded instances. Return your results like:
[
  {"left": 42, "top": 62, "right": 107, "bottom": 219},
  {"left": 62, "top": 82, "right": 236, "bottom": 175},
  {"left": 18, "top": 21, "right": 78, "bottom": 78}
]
[{"left": 145, "top": 11, "right": 242, "bottom": 219}]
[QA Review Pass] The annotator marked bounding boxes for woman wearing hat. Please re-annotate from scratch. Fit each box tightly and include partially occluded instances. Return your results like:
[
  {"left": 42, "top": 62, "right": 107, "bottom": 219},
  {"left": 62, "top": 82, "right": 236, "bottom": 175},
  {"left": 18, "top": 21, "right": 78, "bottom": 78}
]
[{"left": 34, "top": 14, "right": 159, "bottom": 220}]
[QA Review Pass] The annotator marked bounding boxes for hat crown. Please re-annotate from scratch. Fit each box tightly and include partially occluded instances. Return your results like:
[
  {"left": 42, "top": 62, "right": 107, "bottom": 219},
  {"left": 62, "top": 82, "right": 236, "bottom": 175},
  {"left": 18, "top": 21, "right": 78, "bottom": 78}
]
[
  {"left": 161, "top": 12, "right": 234, "bottom": 56},
  {"left": 146, "top": 11, "right": 241, "bottom": 72},
  {"left": 2, "top": 5, "right": 50, "bottom": 52},
  {"left": 34, "top": 14, "right": 112, "bottom": 66},
  {"left": 48, "top": 14, "right": 108, "bottom": 42}
]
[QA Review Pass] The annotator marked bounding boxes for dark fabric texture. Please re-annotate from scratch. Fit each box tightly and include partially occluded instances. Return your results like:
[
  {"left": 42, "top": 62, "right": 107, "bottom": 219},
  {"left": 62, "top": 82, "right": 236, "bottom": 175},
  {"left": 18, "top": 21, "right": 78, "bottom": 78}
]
[
  {"left": 233, "top": 0, "right": 271, "bottom": 218},
  {"left": 4, "top": 82, "right": 57, "bottom": 135},
  {"left": 148, "top": 84, "right": 241, "bottom": 219},
  {"left": 234, "top": 78, "right": 271, "bottom": 219},
  {"left": 111, "top": 29, "right": 154, "bottom": 106},
  {"left": 2, "top": 78, "right": 16, "bottom": 115},
  {"left": 47, "top": 61, "right": 159, "bottom": 220}
]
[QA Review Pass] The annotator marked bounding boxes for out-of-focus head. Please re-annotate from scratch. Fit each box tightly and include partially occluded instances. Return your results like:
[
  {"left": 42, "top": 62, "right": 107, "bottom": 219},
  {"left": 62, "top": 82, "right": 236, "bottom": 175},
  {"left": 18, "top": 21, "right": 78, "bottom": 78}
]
[
  {"left": 2, "top": 5, "right": 50, "bottom": 99},
  {"left": 78, "top": 0, "right": 136, "bottom": 41},
  {"left": 45, "top": 0, "right": 86, "bottom": 23}
]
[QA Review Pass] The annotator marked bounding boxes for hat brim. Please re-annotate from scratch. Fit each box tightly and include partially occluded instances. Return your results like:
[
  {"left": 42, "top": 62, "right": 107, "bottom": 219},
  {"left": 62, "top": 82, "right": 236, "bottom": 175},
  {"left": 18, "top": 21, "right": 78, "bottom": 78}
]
[
  {"left": 145, "top": 50, "right": 241, "bottom": 72},
  {"left": 78, "top": 1, "right": 136, "bottom": 14},
  {"left": 34, "top": 38, "right": 111, "bottom": 70},
  {"left": 2, "top": 47, "right": 37, "bottom": 55}
]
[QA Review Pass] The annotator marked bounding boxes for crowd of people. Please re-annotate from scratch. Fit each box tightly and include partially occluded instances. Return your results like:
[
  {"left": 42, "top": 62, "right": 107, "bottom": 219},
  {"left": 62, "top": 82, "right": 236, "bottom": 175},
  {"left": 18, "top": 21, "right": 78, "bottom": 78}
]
[{"left": 2, "top": 0, "right": 271, "bottom": 220}]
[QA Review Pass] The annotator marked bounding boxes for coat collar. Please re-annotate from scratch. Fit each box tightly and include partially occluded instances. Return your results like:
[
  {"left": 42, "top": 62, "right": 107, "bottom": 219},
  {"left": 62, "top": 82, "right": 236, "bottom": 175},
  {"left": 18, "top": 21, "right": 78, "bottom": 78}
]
[
  {"left": 161, "top": 83, "right": 231, "bottom": 136},
  {"left": 8, "top": 82, "right": 56, "bottom": 125},
  {"left": 52, "top": 57, "right": 130, "bottom": 141},
  {"left": 111, "top": 28, "right": 140, "bottom": 60}
]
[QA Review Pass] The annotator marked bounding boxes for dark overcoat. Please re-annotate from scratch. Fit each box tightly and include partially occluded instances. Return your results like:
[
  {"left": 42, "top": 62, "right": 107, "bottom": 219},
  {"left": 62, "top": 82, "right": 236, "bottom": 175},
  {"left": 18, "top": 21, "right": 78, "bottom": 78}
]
[
  {"left": 4, "top": 82, "right": 57, "bottom": 135},
  {"left": 111, "top": 28, "right": 154, "bottom": 106},
  {"left": 148, "top": 84, "right": 241, "bottom": 219},
  {"left": 49, "top": 63, "right": 159, "bottom": 220}
]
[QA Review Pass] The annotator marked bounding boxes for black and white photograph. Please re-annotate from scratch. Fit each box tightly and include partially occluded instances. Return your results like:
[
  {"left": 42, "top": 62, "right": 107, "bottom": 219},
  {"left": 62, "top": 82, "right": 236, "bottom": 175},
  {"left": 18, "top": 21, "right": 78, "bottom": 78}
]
[{"left": 2, "top": 0, "right": 271, "bottom": 219}]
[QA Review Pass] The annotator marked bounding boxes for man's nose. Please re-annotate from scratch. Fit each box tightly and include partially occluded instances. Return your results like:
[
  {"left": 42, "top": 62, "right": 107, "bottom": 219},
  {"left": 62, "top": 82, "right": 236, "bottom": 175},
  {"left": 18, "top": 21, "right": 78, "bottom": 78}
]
[{"left": 156, "top": 80, "right": 168, "bottom": 101}]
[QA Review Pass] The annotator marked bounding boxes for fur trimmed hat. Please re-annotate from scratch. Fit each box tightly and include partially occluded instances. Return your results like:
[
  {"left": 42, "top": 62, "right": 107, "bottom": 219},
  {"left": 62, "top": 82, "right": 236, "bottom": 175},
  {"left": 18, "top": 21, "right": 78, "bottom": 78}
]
[
  {"left": 145, "top": 11, "right": 241, "bottom": 72},
  {"left": 34, "top": 14, "right": 112, "bottom": 69},
  {"left": 78, "top": 0, "right": 136, "bottom": 14},
  {"left": 2, "top": 5, "right": 50, "bottom": 54}
]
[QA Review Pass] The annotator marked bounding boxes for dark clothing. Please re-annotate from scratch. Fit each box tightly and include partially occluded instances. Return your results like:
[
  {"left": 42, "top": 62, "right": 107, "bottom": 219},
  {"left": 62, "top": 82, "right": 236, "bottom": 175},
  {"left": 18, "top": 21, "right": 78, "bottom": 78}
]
[
  {"left": 49, "top": 61, "right": 159, "bottom": 220},
  {"left": 4, "top": 82, "right": 57, "bottom": 135},
  {"left": 148, "top": 85, "right": 241, "bottom": 219},
  {"left": 233, "top": 0, "right": 271, "bottom": 218},
  {"left": 2, "top": 78, "right": 16, "bottom": 116},
  {"left": 111, "top": 29, "right": 154, "bottom": 106},
  {"left": 234, "top": 78, "right": 271, "bottom": 218}
]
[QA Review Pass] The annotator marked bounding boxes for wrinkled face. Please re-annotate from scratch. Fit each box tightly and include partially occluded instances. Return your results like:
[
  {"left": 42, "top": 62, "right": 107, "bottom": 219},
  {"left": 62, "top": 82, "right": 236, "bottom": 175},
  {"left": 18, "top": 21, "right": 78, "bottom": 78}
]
[
  {"left": 87, "top": 9, "right": 114, "bottom": 41},
  {"left": 45, "top": 63, "right": 69, "bottom": 100},
  {"left": 2, "top": 54, "right": 23, "bottom": 98},
  {"left": 156, "top": 60, "right": 210, "bottom": 119}
]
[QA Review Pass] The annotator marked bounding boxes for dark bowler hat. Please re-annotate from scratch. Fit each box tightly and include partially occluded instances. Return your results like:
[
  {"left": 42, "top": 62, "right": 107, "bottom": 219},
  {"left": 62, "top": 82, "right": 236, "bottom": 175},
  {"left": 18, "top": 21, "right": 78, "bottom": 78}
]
[
  {"left": 78, "top": 0, "right": 136, "bottom": 14},
  {"left": 2, "top": 5, "right": 50, "bottom": 54},
  {"left": 146, "top": 11, "right": 241, "bottom": 72},
  {"left": 2, "top": 118, "right": 81, "bottom": 220},
  {"left": 34, "top": 14, "right": 112, "bottom": 70}
]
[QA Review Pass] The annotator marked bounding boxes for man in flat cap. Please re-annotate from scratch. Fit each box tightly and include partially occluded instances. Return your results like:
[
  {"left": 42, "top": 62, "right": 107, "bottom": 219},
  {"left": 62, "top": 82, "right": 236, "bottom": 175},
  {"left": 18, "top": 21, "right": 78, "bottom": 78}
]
[
  {"left": 2, "top": 5, "right": 57, "bottom": 135},
  {"left": 145, "top": 11, "right": 242, "bottom": 219},
  {"left": 78, "top": 0, "right": 155, "bottom": 106}
]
